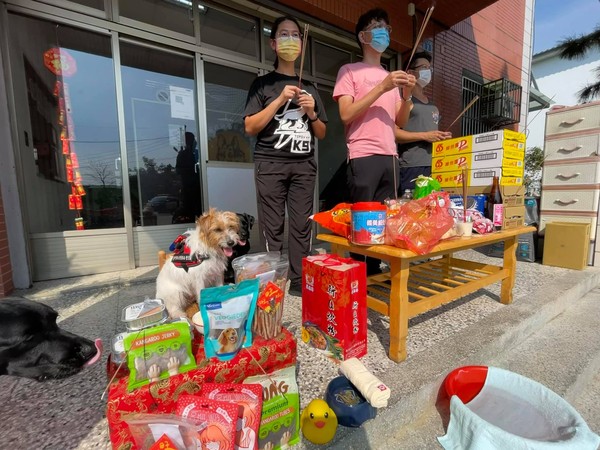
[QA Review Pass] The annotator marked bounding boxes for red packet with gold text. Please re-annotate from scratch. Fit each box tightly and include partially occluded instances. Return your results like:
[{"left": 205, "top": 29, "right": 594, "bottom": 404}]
[
  {"left": 256, "top": 281, "right": 283, "bottom": 313},
  {"left": 149, "top": 434, "right": 179, "bottom": 450}
]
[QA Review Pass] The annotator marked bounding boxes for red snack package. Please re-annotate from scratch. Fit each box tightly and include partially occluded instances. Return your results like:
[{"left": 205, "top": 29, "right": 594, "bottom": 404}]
[
  {"left": 149, "top": 433, "right": 179, "bottom": 450},
  {"left": 175, "top": 396, "right": 238, "bottom": 450},
  {"left": 310, "top": 203, "right": 352, "bottom": 239},
  {"left": 200, "top": 383, "right": 263, "bottom": 450}
]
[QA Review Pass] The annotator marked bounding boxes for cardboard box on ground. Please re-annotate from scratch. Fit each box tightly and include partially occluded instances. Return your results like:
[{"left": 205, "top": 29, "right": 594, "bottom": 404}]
[{"left": 543, "top": 222, "right": 591, "bottom": 270}]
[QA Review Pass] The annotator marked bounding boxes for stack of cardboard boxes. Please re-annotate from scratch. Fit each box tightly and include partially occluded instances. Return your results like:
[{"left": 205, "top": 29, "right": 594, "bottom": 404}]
[{"left": 433, "top": 129, "right": 527, "bottom": 230}]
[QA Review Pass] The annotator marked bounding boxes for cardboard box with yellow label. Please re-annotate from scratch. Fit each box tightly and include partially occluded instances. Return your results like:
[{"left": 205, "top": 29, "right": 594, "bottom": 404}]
[
  {"left": 433, "top": 167, "right": 523, "bottom": 188},
  {"left": 432, "top": 149, "right": 524, "bottom": 173},
  {"left": 472, "top": 129, "right": 526, "bottom": 152}
]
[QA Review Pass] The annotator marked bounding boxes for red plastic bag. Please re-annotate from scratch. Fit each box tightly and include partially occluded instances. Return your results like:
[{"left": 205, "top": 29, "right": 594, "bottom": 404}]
[{"left": 385, "top": 191, "right": 454, "bottom": 254}]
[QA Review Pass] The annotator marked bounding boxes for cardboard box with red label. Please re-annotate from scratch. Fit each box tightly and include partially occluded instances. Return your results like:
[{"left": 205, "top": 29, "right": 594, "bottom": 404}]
[
  {"left": 432, "top": 149, "right": 524, "bottom": 173},
  {"left": 433, "top": 167, "right": 523, "bottom": 188},
  {"left": 301, "top": 254, "right": 367, "bottom": 362},
  {"left": 432, "top": 129, "right": 525, "bottom": 159}
]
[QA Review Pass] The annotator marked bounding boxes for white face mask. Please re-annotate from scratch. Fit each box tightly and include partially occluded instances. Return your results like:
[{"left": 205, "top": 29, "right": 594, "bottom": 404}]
[{"left": 417, "top": 69, "right": 432, "bottom": 87}]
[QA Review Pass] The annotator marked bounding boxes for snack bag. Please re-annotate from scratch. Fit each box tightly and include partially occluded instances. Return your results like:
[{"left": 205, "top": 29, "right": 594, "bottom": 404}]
[
  {"left": 243, "top": 366, "right": 300, "bottom": 450},
  {"left": 310, "top": 203, "right": 352, "bottom": 239},
  {"left": 233, "top": 253, "right": 289, "bottom": 340},
  {"left": 123, "top": 413, "right": 200, "bottom": 450},
  {"left": 124, "top": 321, "right": 196, "bottom": 391},
  {"left": 200, "top": 279, "right": 259, "bottom": 361},
  {"left": 200, "top": 383, "right": 263, "bottom": 450},
  {"left": 412, "top": 175, "right": 442, "bottom": 199},
  {"left": 176, "top": 396, "right": 239, "bottom": 450}
]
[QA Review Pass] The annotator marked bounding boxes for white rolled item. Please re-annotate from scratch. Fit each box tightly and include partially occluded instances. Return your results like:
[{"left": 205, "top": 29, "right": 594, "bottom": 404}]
[{"left": 339, "top": 357, "right": 391, "bottom": 408}]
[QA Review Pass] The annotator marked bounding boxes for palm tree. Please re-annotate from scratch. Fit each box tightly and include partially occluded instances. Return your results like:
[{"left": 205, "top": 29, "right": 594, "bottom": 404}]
[{"left": 558, "top": 25, "right": 600, "bottom": 103}]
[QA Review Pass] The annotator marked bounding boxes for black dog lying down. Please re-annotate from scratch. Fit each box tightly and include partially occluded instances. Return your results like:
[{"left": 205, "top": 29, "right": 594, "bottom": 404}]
[
  {"left": 224, "top": 212, "right": 255, "bottom": 284},
  {"left": 0, "top": 298, "right": 102, "bottom": 381}
]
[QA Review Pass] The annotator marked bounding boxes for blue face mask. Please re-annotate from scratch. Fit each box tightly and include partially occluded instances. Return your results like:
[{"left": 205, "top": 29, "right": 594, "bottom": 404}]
[{"left": 369, "top": 28, "right": 390, "bottom": 53}]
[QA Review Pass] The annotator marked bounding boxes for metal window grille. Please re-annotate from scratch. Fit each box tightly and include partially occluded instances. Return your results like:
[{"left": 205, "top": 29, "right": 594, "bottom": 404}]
[
  {"left": 461, "top": 76, "right": 488, "bottom": 136},
  {"left": 480, "top": 78, "right": 522, "bottom": 128}
]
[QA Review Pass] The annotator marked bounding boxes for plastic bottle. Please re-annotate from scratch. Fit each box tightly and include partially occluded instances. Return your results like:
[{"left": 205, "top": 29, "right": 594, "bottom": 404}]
[{"left": 401, "top": 189, "right": 412, "bottom": 201}]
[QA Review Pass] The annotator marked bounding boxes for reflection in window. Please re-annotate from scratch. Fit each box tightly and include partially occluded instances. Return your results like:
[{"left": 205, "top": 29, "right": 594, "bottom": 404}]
[
  {"left": 119, "top": 0, "right": 194, "bottom": 37},
  {"left": 204, "top": 62, "right": 256, "bottom": 163},
  {"left": 314, "top": 42, "right": 350, "bottom": 79},
  {"left": 199, "top": 6, "right": 258, "bottom": 58},
  {"left": 120, "top": 41, "right": 200, "bottom": 226},
  {"left": 9, "top": 14, "right": 122, "bottom": 232}
]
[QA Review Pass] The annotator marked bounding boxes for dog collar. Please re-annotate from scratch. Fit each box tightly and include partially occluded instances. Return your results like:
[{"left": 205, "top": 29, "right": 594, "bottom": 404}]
[{"left": 170, "top": 234, "right": 209, "bottom": 272}]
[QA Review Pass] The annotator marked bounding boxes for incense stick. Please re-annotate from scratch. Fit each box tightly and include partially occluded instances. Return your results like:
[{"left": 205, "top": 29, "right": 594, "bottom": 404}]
[
  {"left": 445, "top": 95, "right": 479, "bottom": 132},
  {"left": 406, "top": 6, "right": 434, "bottom": 69},
  {"left": 462, "top": 165, "right": 468, "bottom": 223},
  {"left": 298, "top": 23, "right": 309, "bottom": 88}
]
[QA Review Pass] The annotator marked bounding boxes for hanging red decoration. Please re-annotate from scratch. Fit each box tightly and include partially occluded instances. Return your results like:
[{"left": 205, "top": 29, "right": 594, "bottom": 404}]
[
  {"left": 75, "top": 217, "right": 84, "bottom": 230},
  {"left": 44, "top": 47, "right": 77, "bottom": 77}
]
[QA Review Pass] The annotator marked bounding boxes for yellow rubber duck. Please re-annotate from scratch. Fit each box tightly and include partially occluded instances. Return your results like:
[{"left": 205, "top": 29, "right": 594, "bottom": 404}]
[{"left": 301, "top": 399, "right": 338, "bottom": 445}]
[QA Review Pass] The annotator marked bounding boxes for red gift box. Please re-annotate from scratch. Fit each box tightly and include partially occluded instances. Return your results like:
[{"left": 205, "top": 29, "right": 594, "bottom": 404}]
[
  {"left": 106, "top": 327, "right": 296, "bottom": 450},
  {"left": 301, "top": 254, "right": 367, "bottom": 361}
]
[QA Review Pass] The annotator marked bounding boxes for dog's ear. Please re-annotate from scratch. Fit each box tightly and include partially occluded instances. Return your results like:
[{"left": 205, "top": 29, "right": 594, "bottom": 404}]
[
  {"left": 217, "top": 330, "right": 227, "bottom": 345},
  {"left": 247, "top": 214, "right": 255, "bottom": 229}
]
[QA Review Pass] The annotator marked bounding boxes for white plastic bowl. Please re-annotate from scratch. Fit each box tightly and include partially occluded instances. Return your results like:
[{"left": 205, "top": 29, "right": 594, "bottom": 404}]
[{"left": 191, "top": 312, "right": 204, "bottom": 334}]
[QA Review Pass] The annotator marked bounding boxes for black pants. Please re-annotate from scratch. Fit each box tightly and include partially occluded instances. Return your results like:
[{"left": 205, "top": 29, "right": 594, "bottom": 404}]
[
  {"left": 347, "top": 155, "right": 399, "bottom": 274},
  {"left": 399, "top": 165, "right": 432, "bottom": 195},
  {"left": 255, "top": 160, "right": 316, "bottom": 285}
]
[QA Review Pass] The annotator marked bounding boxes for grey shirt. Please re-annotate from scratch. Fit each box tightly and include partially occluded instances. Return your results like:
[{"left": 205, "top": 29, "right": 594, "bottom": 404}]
[{"left": 398, "top": 97, "right": 440, "bottom": 167}]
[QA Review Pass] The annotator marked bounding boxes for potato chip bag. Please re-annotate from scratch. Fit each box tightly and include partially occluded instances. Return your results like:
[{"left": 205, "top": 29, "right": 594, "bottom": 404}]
[{"left": 310, "top": 203, "right": 352, "bottom": 238}]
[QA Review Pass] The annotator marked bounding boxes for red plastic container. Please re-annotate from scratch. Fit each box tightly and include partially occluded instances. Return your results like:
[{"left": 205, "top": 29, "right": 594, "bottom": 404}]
[
  {"left": 443, "top": 365, "right": 488, "bottom": 404},
  {"left": 350, "top": 202, "right": 387, "bottom": 245}
]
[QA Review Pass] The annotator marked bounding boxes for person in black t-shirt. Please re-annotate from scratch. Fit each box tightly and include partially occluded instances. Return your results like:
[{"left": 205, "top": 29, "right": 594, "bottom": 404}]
[
  {"left": 396, "top": 51, "right": 452, "bottom": 193},
  {"left": 244, "top": 16, "right": 328, "bottom": 297}
]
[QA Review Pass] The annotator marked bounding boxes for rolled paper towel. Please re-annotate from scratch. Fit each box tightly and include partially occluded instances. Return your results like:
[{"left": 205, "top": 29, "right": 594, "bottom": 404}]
[{"left": 339, "top": 358, "right": 390, "bottom": 408}]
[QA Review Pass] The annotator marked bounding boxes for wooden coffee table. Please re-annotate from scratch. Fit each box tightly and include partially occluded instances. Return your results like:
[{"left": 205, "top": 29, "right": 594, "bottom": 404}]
[{"left": 317, "top": 226, "right": 537, "bottom": 362}]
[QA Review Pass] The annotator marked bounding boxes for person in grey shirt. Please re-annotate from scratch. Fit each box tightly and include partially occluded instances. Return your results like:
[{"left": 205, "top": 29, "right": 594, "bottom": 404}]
[{"left": 396, "top": 51, "right": 451, "bottom": 193}]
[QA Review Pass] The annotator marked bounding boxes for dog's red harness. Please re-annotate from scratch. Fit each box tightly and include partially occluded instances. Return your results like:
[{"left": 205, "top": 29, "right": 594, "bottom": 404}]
[{"left": 169, "top": 234, "right": 209, "bottom": 272}]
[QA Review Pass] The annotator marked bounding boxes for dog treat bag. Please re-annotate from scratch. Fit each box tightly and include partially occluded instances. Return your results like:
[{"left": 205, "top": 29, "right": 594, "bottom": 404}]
[
  {"left": 124, "top": 413, "right": 199, "bottom": 450},
  {"left": 124, "top": 320, "right": 196, "bottom": 391},
  {"left": 200, "top": 279, "right": 259, "bottom": 361},
  {"left": 243, "top": 365, "right": 300, "bottom": 450},
  {"left": 176, "top": 396, "right": 239, "bottom": 450},
  {"left": 200, "top": 383, "right": 263, "bottom": 450}
]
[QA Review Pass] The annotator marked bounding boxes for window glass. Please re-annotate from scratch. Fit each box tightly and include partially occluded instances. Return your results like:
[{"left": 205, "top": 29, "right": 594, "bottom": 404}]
[
  {"left": 120, "top": 41, "right": 200, "bottom": 225},
  {"left": 200, "top": 6, "right": 258, "bottom": 58},
  {"left": 314, "top": 41, "right": 350, "bottom": 79},
  {"left": 204, "top": 62, "right": 256, "bottom": 162},
  {"left": 119, "top": 0, "right": 194, "bottom": 37},
  {"left": 8, "top": 14, "right": 122, "bottom": 232}
]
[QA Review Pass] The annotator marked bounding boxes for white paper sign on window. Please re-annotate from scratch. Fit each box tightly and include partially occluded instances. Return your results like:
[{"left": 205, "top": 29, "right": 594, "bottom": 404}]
[{"left": 169, "top": 86, "right": 195, "bottom": 120}]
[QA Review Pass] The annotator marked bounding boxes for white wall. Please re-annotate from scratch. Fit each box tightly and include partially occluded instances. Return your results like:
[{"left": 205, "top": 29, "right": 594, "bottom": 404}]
[{"left": 528, "top": 47, "right": 600, "bottom": 148}]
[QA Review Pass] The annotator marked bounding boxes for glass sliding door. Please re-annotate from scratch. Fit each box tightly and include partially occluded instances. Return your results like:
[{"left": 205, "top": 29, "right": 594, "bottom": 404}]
[{"left": 120, "top": 40, "right": 200, "bottom": 227}]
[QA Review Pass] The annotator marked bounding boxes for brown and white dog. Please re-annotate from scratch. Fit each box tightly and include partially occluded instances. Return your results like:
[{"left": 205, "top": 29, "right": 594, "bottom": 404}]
[
  {"left": 156, "top": 208, "right": 241, "bottom": 318},
  {"left": 217, "top": 328, "right": 239, "bottom": 354}
]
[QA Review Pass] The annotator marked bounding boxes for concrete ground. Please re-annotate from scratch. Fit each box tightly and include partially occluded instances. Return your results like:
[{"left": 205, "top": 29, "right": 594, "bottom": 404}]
[{"left": 1, "top": 249, "right": 599, "bottom": 449}]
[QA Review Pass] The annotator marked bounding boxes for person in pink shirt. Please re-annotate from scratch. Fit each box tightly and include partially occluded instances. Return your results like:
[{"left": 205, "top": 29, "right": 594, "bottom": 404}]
[{"left": 333, "top": 7, "right": 415, "bottom": 274}]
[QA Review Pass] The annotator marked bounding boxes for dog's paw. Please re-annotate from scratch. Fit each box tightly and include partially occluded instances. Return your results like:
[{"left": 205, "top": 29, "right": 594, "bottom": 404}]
[
  {"left": 167, "top": 356, "right": 181, "bottom": 376},
  {"left": 147, "top": 364, "right": 161, "bottom": 382}
]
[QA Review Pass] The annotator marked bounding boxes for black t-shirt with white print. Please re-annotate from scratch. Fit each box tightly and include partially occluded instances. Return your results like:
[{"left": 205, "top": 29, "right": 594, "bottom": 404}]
[{"left": 244, "top": 71, "right": 328, "bottom": 162}]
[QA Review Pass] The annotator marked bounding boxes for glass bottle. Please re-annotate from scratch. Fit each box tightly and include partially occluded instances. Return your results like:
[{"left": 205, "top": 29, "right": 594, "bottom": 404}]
[{"left": 487, "top": 176, "right": 503, "bottom": 228}]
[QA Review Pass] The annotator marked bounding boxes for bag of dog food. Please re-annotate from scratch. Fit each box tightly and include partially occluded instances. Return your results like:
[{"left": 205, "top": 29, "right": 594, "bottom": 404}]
[
  {"left": 200, "top": 279, "right": 259, "bottom": 361},
  {"left": 176, "top": 396, "right": 239, "bottom": 450},
  {"left": 243, "top": 366, "right": 300, "bottom": 450},
  {"left": 124, "top": 320, "right": 196, "bottom": 391},
  {"left": 200, "top": 383, "right": 263, "bottom": 450}
]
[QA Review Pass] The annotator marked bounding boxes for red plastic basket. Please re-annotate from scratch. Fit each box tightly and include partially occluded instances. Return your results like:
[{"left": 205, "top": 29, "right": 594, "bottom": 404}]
[{"left": 443, "top": 365, "right": 488, "bottom": 404}]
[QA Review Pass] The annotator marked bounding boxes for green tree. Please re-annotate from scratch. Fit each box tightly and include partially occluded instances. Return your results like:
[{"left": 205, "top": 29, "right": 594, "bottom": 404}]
[
  {"left": 558, "top": 25, "right": 600, "bottom": 103},
  {"left": 524, "top": 146, "right": 544, "bottom": 196}
]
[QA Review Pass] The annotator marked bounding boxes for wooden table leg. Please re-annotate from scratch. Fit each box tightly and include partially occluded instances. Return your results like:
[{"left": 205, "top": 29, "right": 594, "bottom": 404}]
[
  {"left": 331, "top": 243, "right": 345, "bottom": 257},
  {"left": 500, "top": 235, "right": 518, "bottom": 304},
  {"left": 388, "top": 257, "right": 410, "bottom": 362}
]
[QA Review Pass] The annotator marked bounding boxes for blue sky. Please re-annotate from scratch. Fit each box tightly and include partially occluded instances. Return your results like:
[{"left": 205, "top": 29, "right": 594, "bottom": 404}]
[{"left": 534, "top": 0, "right": 600, "bottom": 54}]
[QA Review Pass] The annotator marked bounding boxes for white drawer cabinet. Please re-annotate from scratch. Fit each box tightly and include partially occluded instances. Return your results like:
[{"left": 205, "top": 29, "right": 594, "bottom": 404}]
[{"left": 540, "top": 101, "right": 600, "bottom": 265}]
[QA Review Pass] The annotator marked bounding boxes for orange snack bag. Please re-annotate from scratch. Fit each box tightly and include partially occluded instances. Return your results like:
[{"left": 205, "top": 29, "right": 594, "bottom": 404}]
[{"left": 310, "top": 203, "right": 352, "bottom": 239}]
